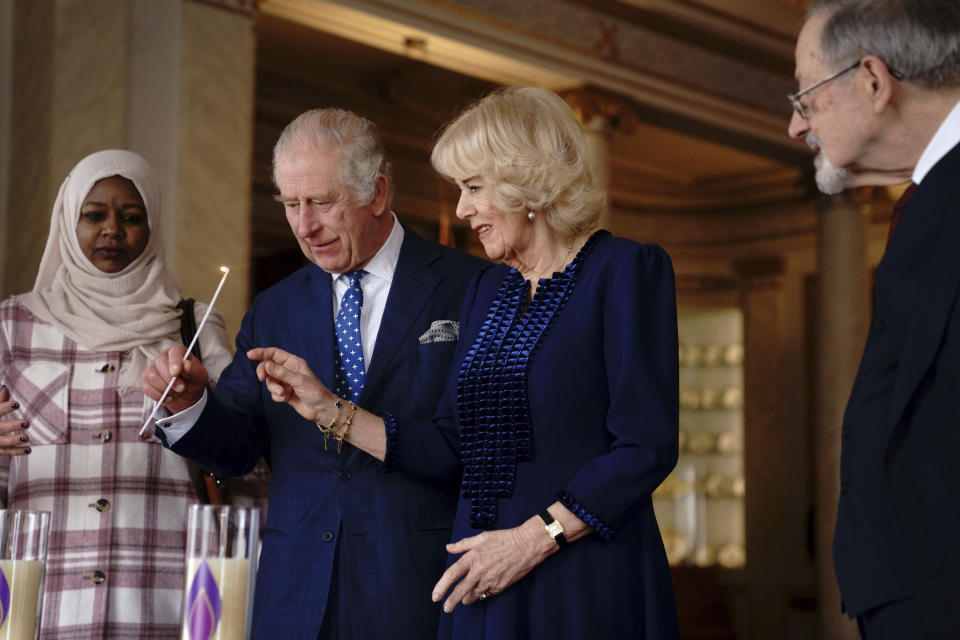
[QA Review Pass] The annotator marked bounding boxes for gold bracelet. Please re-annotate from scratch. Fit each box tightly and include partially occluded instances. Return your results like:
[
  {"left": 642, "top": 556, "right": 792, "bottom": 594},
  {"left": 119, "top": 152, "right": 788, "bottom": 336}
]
[
  {"left": 334, "top": 401, "right": 358, "bottom": 454},
  {"left": 316, "top": 399, "right": 344, "bottom": 451}
]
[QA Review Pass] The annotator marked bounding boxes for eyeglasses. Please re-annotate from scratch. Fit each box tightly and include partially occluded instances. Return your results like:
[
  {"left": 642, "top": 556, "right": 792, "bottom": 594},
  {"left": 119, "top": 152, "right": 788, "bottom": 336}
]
[
  {"left": 787, "top": 60, "right": 861, "bottom": 119},
  {"left": 788, "top": 59, "right": 904, "bottom": 119}
]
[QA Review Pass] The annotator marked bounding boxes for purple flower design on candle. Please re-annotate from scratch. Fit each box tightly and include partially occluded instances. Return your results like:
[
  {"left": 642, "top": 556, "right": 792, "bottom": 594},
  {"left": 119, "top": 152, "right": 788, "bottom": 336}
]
[
  {"left": 186, "top": 559, "right": 222, "bottom": 640},
  {"left": 0, "top": 565, "right": 9, "bottom": 629}
]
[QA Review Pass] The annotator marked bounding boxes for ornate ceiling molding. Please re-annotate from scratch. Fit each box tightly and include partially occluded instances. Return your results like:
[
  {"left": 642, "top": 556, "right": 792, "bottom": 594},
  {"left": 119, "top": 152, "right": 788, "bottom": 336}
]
[
  {"left": 260, "top": 0, "right": 806, "bottom": 157},
  {"left": 562, "top": 86, "right": 639, "bottom": 134},
  {"left": 578, "top": 0, "right": 803, "bottom": 72},
  {"left": 195, "top": 0, "right": 256, "bottom": 15}
]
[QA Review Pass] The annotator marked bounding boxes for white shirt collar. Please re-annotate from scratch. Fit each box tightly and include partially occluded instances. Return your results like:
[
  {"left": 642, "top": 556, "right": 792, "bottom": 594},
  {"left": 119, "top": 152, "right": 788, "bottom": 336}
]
[
  {"left": 913, "top": 98, "right": 960, "bottom": 184},
  {"left": 330, "top": 212, "right": 404, "bottom": 282}
]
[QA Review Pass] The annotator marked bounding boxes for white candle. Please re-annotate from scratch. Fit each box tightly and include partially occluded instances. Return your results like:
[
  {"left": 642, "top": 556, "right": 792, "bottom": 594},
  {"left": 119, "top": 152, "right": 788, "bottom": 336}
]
[{"left": 139, "top": 267, "right": 230, "bottom": 436}]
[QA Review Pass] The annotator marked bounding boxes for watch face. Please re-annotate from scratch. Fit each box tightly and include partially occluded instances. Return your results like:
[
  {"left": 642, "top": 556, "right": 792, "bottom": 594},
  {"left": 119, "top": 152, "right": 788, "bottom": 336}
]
[{"left": 546, "top": 521, "right": 564, "bottom": 537}]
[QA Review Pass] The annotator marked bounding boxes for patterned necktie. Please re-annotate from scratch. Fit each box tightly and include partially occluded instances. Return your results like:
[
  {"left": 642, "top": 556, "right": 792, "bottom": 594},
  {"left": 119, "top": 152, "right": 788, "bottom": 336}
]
[
  {"left": 887, "top": 182, "right": 917, "bottom": 242},
  {"left": 334, "top": 271, "right": 367, "bottom": 403}
]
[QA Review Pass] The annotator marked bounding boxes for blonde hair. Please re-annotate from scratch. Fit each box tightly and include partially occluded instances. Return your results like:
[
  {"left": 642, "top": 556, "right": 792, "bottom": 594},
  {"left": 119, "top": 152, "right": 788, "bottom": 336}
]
[{"left": 431, "top": 87, "right": 604, "bottom": 238}]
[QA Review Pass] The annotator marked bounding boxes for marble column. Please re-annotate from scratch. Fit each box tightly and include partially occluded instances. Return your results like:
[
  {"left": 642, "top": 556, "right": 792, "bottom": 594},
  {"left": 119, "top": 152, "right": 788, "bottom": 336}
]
[
  {"left": 815, "top": 194, "right": 867, "bottom": 640},
  {"left": 3, "top": 0, "right": 128, "bottom": 299},
  {"left": 562, "top": 87, "right": 633, "bottom": 233},
  {"left": 1, "top": 0, "right": 254, "bottom": 338},
  {"left": 172, "top": 0, "right": 255, "bottom": 339},
  {"left": 582, "top": 114, "right": 612, "bottom": 231},
  {"left": 731, "top": 254, "right": 790, "bottom": 637}
]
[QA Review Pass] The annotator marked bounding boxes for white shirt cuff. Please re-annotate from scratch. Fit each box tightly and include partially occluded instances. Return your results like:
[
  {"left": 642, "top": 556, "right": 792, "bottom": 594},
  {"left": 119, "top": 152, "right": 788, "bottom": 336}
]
[{"left": 155, "top": 390, "right": 208, "bottom": 446}]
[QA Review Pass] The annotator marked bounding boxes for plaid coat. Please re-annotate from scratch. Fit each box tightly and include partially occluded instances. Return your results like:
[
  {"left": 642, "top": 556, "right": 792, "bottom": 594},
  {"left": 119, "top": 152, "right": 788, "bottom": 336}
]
[{"left": 0, "top": 296, "right": 251, "bottom": 639}]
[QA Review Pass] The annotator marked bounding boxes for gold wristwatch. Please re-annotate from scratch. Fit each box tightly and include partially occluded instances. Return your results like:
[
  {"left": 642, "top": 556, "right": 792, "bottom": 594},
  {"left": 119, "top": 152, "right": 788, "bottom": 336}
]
[{"left": 538, "top": 510, "right": 567, "bottom": 548}]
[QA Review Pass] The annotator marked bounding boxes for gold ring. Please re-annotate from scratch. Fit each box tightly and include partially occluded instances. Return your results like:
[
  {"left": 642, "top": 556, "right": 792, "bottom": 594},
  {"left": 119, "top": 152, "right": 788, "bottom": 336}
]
[{"left": 474, "top": 586, "right": 490, "bottom": 600}]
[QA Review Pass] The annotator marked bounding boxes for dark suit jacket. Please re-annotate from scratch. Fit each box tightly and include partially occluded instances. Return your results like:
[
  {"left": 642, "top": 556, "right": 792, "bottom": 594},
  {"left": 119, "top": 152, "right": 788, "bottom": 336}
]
[
  {"left": 170, "top": 228, "right": 484, "bottom": 639},
  {"left": 835, "top": 141, "right": 960, "bottom": 639}
]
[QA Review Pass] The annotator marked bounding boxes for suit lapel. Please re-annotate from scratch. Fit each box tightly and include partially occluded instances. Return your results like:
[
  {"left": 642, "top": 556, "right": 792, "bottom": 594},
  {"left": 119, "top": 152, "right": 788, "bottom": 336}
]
[
  {"left": 295, "top": 266, "right": 337, "bottom": 392},
  {"left": 362, "top": 229, "right": 440, "bottom": 400},
  {"left": 884, "top": 145, "right": 960, "bottom": 442}
]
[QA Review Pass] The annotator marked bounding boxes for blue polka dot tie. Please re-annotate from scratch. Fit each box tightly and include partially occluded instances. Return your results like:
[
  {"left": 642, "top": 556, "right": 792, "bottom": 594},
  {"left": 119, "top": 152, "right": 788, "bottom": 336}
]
[{"left": 334, "top": 271, "right": 367, "bottom": 403}]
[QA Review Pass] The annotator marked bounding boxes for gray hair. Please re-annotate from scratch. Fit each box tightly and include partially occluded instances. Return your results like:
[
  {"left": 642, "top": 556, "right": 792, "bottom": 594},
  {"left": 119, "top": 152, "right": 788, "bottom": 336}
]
[
  {"left": 272, "top": 108, "right": 392, "bottom": 205},
  {"left": 809, "top": 0, "right": 960, "bottom": 89}
]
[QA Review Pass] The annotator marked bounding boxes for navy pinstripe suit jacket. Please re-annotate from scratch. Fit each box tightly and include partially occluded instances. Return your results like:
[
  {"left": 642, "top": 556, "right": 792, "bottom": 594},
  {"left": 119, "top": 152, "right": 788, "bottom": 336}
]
[{"left": 171, "top": 227, "right": 484, "bottom": 639}]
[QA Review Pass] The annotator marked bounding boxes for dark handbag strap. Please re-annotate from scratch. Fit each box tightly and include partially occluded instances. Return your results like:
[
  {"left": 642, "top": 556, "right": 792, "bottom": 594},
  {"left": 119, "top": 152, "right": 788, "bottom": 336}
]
[
  {"left": 176, "top": 298, "right": 203, "bottom": 361},
  {"left": 177, "top": 298, "right": 223, "bottom": 505}
]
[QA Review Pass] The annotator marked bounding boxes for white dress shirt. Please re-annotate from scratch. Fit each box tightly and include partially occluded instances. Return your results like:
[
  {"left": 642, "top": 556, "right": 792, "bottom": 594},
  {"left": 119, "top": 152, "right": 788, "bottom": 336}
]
[
  {"left": 328, "top": 212, "right": 403, "bottom": 367},
  {"left": 913, "top": 98, "right": 960, "bottom": 184},
  {"left": 158, "top": 214, "right": 404, "bottom": 444}
]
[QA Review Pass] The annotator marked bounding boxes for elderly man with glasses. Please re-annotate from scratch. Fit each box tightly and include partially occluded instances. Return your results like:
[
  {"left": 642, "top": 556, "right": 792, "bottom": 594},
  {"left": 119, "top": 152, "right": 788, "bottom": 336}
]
[{"left": 788, "top": 1, "right": 960, "bottom": 639}]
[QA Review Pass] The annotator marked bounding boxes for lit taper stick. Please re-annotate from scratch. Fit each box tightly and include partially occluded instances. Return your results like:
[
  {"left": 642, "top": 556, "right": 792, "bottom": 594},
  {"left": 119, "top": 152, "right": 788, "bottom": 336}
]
[{"left": 139, "top": 266, "right": 230, "bottom": 437}]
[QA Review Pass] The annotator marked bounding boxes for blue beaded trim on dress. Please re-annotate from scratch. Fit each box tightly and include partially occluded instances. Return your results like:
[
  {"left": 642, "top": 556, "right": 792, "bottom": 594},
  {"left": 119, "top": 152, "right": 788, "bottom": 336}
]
[
  {"left": 456, "top": 230, "right": 609, "bottom": 530},
  {"left": 557, "top": 489, "right": 614, "bottom": 541}
]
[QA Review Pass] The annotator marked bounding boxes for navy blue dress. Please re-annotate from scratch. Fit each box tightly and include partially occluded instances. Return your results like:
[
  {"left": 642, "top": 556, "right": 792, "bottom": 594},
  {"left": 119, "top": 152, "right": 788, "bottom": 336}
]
[{"left": 432, "top": 231, "right": 680, "bottom": 639}]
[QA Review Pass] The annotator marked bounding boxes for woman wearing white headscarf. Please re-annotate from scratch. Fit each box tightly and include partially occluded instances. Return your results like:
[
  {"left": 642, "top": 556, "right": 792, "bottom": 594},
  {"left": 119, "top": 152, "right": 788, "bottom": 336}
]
[{"left": 0, "top": 150, "right": 236, "bottom": 638}]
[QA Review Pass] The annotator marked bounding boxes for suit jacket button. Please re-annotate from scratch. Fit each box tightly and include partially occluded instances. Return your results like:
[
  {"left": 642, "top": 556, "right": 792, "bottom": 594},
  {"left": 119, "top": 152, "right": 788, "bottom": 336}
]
[
  {"left": 322, "top": 531, "right": 335, "bottom": 542},
  {"left": 841, "top": 483, "right": 848, "bottom": 495},
  {"left": 90, "top": 570, "right": 106, "bottom": 584},
  {"left": 873, "top": 319, "right": 886, "bottom": 332},
  {"left": 338, "top": 471, "right": 351, "bottom": 481}
]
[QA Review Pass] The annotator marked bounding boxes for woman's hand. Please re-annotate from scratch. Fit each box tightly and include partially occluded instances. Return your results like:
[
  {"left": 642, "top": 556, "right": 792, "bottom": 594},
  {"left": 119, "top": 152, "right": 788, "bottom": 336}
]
[
  {"left": 431, "top": 517, "right": 555, "bottom": 612},
  {"left": 246, "top": 347, "right": 339, "bottom": 423},
  {"left": 0, "top": 386, "right": 30, "bottom": 456}
]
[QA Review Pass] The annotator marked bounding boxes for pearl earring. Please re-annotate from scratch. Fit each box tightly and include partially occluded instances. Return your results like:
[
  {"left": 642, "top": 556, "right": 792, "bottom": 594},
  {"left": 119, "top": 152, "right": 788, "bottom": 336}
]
[{"left": 527, "top": 211, "right": 535, "bottom": 221}]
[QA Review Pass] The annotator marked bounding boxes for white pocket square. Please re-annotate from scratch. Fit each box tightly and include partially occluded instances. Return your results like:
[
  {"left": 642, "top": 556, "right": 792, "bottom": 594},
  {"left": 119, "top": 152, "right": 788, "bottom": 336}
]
[{"left": 419, "top": 320, "right": 459, "bottom": 344}]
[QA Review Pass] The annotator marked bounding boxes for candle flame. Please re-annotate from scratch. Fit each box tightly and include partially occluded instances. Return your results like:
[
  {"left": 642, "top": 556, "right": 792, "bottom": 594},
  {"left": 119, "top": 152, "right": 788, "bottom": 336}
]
[{"left": 219, "top": 266, "right": 229, "bottom": 273}]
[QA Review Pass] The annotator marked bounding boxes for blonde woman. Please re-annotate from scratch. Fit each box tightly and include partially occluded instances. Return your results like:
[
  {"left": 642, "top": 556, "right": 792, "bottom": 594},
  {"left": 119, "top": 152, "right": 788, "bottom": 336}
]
[{"left": 424, "top": 87, "right": 680, "bottom": 639}]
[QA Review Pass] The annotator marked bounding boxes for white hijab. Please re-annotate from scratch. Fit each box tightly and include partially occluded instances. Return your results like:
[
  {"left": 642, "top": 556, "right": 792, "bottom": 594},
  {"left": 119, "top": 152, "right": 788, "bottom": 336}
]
[{"left": 21, "top": 149, "right": 209, "bottom": 395}]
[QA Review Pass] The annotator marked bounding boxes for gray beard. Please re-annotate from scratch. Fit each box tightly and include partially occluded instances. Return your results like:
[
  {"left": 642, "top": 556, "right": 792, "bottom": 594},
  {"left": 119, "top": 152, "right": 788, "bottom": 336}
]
[
  {"left": 807, "top": 133, "right": 850, "bottom": 195},
  {"left": 814, "top": 153, "right": 850, "bottom": 194}
]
